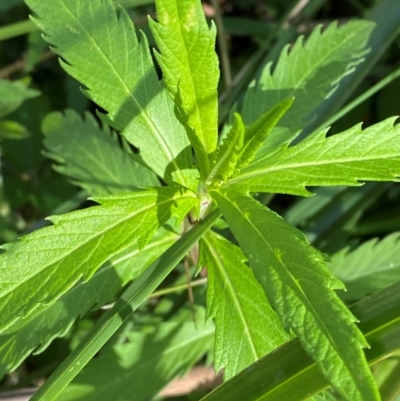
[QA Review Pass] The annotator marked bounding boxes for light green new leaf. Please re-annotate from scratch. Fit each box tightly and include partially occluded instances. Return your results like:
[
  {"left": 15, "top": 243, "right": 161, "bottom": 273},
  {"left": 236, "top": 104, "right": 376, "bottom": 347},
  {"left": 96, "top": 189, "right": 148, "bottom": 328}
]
[
  {"left": 25, "top": 0, "right": 195, "bottom": 188},
  {"left": 211, "top": 188, "right": 380, "bottom": 401},
  {"left": 330, "top": 233, "right": 400, "bottom": 300},
  {"left": 0, "top": 78, "right": 39, "bottom": 119},
  {"left": 241, "top": 21, "right": 374, "bottom": 155},
  {"left": 0, "top": 187, "right": 197, "bottom": 330},
  {"left": 237, "top": 98, "right": 294, "bottom": 170},
  {"left": 42, "top": 110, "right": 159, "bottom": 195},
  {"left": 0, "top": 227, "right": 177, "bottom": 378},
  {"left": 206, "top": 100, "right": 292, "bottom": 188},
  {"left": 199, "top": 231, "right": 290, "bottom": 379},
  {"left": 228, "top": 117, "right": 400, "bottom": 196},
  {"left": 150, "top": 0, "right": 219, "bottom": 178},
  {"left": 206, "top": 113, "right": 245, "bottom": 187},
  {"left": 58, "top": 307, "right": 214, "bottom": 401}
]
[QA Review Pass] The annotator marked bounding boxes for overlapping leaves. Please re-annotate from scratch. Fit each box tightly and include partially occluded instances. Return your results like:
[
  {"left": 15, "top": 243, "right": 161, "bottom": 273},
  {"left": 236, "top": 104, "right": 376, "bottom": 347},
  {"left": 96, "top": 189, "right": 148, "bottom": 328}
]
[
  {"left": 150, "top": 0, "right": 219, "bottom": 178},
  {"left": 211, "top": 189, "right": 379, "bottom": 401},
  {"left": 241, "top": 20, "right": 375, "bottom": 155},
  {"left": 0, "top": 228, "right": 178, "bottom": 378},
  {"left": 58, "top": 308, "right": 214, "bottom": 401},
  {"left": 0, "top": 188, "right": 197, "bottom": 330},
  {"left": 4, "top": 2, "right": 399, "bottom": 401},
  {"left": 228, "top": 117, "right": 400, "bottom": 195},
  {"left": 25, "top": 0, "right": 195, "bottom": 188}
]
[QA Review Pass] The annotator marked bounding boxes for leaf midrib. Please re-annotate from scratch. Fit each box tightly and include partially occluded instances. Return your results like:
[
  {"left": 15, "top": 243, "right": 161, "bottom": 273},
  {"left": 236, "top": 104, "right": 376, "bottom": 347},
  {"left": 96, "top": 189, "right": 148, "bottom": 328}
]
[
  {"left": 171, "top": 1, "right": 211, "bottom": 163},
  {"left": 203, "top": 235, "right": 260, "bottom": 361},
  {"left": 3, "top": 191, "right": 194, "bottom": 295},
  {"left": 206, "top": 124, "right": 241, "bottom": 186},
  {"left": 59, "top": 0, "right": 188, "bottom": 187},
  {"left": 228, "top": 150, "right": 400, "bottom": 186},
  {"left": 219, "top": 192, "right": 363, "bottom": 393}
]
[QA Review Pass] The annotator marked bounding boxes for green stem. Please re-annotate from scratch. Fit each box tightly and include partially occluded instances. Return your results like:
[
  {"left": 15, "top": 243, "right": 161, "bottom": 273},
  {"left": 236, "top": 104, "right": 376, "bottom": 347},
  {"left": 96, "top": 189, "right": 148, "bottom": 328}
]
[
  {"left": 316, "top": 66, "right": 400, "bottom": 131},
  {"left": 29, "top": 208, "right": 220, "bottom": 401},
  {"left": 150, "top": 277, "right": 207, "bottom": 298},
  {"left": 116, "top": 0, "right": 154, "bottom": 7},
  {"left": 101, "top": 278, "right": 208, "bottom": 310},
  {"left": 210, "top": 0, "right": 232, "bottom": 92},
  {"left": 0, "top": 20, "right": 36, "bottom": 42}
]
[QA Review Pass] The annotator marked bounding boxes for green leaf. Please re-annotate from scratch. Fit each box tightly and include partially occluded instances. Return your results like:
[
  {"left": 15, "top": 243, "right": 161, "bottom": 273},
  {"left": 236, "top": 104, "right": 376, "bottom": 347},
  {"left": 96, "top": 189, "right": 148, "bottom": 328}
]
[
  {"left": 330, "top": 233, "right": 400, "bottom": 300},
  {"left": 206, "top": 113, "right": 245, "bottom": 187},
  {"left": 206, "top": 100, "right": 292, "bottom": 188},
  {"left": 237, "top": 98, "right": 294, "bottom": 169},
  {"left": 42, "top": 110, "right": 159, "bottom": 195},
  {"left": 0, "top": 120, "right": 29, "bottom": 139},
  {"left": 284, "top": 184, "right": 386, "bottom": 254},
  {"left": 0, "top": 78, "right": 39, "bottom": 119},
  {"left": 58, "top": 307, "right": 214, "bottom": 401},
  {"left": 28, "top": 209, "right": 221, "bottom": 401},
  {"left": 211, "top": 188, "right": 379, "bottom": 401},
  {"left": 25, "top": 0, "right": 195, "bottom": 189},
  {"left": 25, "top": 30, "right": 49, "bottom": 72},
  {"left": 199, "top": 231, "right": 290, "bottom": 379},
  {"left": 0, "top": 187, "right": 197, "bottom": 330},
  {"left": 241, "top": 21, "right": 374, "bottom": 155},
  {"left": 303, "top": 0, "right": 400, "bottom": 138},
  {"left": 228, "top": 117, "right": 400, "bottom": 196},
  {"left": 149, "top": 0, "right": 219, "bottom": 178},
  {"left": 0, "top": 227, "right": 178, "bottom": 378},
  {"left": 201, "top": 280, "right": 400, "bottom": 401}
]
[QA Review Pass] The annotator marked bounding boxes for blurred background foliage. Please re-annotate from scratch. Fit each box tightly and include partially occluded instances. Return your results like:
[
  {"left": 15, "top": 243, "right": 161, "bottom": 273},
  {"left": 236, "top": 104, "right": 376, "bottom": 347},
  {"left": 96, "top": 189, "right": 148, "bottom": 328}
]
[{"left": 0, "top": 0, "right": 399, "bottom": 400}]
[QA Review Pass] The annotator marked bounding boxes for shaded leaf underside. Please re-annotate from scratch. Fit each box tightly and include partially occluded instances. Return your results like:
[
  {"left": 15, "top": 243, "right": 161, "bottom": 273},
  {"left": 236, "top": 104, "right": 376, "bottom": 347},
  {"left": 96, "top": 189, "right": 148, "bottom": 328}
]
[{"left": 43, "top": 110, "right": 159, "bottom": 195}]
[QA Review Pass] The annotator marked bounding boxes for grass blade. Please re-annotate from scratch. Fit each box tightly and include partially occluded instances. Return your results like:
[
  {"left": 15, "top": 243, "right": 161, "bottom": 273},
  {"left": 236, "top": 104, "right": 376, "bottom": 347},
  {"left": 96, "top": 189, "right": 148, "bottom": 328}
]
[{"left": 29, "top": 208, "right": 220, "bottom": 401}]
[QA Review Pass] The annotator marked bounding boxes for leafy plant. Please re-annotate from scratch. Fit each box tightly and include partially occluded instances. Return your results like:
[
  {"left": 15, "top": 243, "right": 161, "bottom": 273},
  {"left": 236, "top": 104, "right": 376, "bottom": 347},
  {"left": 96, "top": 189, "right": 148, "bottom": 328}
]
[{"left": 0, "top": 0, "right": 399, "bottom": 400}]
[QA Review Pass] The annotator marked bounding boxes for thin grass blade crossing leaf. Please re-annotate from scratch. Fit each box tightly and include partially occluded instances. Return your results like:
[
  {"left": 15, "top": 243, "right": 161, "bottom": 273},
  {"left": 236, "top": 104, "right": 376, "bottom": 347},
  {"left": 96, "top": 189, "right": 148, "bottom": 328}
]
[
  {"left": 0, "top": 228, "right": 178, "bottom": 379},
  {"left": 25, "top": 0, "right": 195, "bottom": 188},
  {"left": 227, "top": 117, "right": 400, "bottom": 195},
  {"left": 0, "top": 188, "right": 197, "bottom": 330},
  {"left": 200, "top": 231, "right": 290, "bottom": 379},
  {"left": 211, "top": 188, "right": 380, "bottom": 401},
  {"left": 150, "top": 0, "right": 220, "bottom": 179},
  {"left": 58, "top": 308, "right": 214, "bottom": 401}
]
